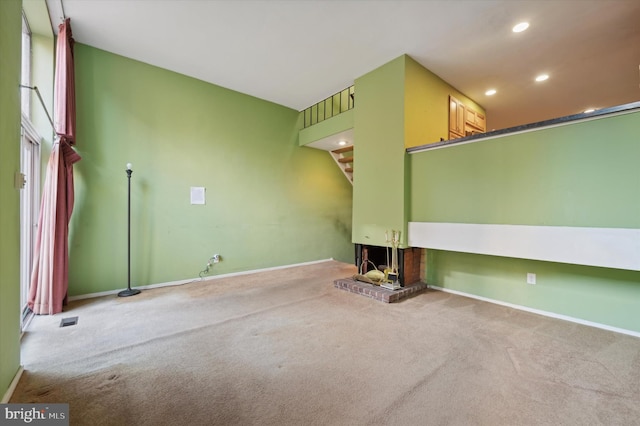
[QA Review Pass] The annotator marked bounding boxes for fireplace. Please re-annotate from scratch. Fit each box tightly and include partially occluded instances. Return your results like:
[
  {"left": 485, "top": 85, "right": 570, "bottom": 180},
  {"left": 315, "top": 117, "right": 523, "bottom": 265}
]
[{"left": 354, "top": 244, "right": 423, "bottom": 287}]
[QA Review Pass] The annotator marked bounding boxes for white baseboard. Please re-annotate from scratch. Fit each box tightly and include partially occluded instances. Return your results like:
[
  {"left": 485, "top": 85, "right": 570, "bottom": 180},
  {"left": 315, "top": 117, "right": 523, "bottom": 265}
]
[
  {"left": 1, "top": 366, "right": 24, "bottom": 403},
  {"left": 68, "top": 258, "right": 335, "bottom": 302},
  {"left": 428, "top": 285, "right": 640, "bottom": 339}
]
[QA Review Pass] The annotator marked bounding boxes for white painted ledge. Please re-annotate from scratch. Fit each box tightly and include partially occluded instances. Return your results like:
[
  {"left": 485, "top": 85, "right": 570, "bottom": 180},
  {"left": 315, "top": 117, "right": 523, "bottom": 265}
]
[{"left": 408, "top": 222, "right": 640, "bottom": 271}]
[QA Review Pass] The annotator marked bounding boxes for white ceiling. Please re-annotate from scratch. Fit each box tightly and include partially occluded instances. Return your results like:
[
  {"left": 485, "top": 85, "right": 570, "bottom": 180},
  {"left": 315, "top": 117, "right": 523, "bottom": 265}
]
[{"left": 47, "top": 0, "right": 640, "bottom": 131}]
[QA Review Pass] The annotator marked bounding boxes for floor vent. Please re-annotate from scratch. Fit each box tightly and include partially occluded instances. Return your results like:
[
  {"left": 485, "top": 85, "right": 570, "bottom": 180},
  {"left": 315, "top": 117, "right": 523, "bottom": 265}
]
[{"left": 60, "top": 316, "right": 79, "bottom": 327}]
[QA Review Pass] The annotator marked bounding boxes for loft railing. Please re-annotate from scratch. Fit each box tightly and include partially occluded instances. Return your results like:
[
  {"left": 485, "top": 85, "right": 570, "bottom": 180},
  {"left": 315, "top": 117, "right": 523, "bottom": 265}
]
[{"left": 303, "top": 85, "right": 354, "bottom": 128}]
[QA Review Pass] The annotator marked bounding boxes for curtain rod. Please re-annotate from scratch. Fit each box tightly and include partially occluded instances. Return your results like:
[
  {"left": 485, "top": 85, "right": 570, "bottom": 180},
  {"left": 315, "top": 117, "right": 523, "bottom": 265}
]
[{"left": 19, "top": 85, "right": 55, "bottom": 130}]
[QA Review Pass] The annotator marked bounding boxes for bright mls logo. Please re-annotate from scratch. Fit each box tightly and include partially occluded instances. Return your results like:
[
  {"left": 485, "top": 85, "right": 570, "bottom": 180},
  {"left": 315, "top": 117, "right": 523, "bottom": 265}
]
[{"left": 0, "top": 404, "right": 68, "bottom": 425}]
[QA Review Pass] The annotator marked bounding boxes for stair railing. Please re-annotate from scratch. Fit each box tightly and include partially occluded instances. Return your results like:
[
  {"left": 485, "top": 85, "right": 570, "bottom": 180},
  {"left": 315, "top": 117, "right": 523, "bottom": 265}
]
[{"left": 303, "top": 85, "right": 354, "bottom": 128}]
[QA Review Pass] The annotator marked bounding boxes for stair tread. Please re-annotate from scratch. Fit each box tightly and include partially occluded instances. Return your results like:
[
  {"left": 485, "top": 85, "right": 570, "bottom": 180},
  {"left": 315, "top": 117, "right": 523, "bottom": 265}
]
[
  {"left": 345, "top": 167, "right": 353, "bottom": 173},
  {"left": 338, "top": 156, "right": 353, "bottom": 163},
  {"left": 332, "top": 145, "right": 354, "bottom": 154}
]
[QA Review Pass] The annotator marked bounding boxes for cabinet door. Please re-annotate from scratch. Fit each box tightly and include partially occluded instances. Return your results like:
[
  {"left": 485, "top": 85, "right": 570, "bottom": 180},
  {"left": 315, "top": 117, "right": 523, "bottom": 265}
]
[
  {"left": 476, "top": 112, "right": 486, "bottom": 131},
  {"left": 449, "top": 96, "right": 466, "bottom": 139},
  {"left": 457, "top": 102, "right": 465, "bottom": 133},
  {"left": 449, "top": 97, "right": 459, "bottom": 132},
  {"left": 466, "top": 109, "right": 477, "bottom": 127},
  {"left": 465, "top": 108, "right": 486, "bottom": 134},
  {"left": 449, "top": 130, "right": 464, "bottom": 140}
]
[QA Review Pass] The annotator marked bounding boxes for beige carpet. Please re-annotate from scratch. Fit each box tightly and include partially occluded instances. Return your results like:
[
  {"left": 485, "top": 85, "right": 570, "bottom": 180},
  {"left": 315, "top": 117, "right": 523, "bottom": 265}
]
[{"left": 12, "top": 260, "right": 640, "bottom": 425}]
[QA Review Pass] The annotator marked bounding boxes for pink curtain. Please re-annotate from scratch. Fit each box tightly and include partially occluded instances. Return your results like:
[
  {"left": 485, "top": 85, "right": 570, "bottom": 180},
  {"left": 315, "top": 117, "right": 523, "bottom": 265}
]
[{"left": 28, "top": 18, "right": 81, "bottom": 315}]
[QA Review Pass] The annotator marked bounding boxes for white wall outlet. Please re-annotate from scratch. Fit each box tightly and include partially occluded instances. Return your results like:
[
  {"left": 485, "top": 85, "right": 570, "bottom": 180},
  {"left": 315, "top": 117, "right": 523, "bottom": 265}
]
[{"left": 527, "top": 273, "right": 536, "bottom": 285}]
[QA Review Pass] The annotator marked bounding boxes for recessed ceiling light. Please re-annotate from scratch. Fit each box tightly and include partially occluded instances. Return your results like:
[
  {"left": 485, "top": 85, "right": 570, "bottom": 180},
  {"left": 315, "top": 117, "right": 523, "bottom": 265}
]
[
  {"left": 512, "top": 22, "right": 529, "bottom": 33},
  {"left": 583, "top": 108, "right": 596, "bottom": 113},
  {"left": 535, "top": 74, "right": 549, "bottom": 82},
  {"left": 485, "top": 89, "right": 497, "bottom": 96},
  {"left": 338, "top": 140, "right": 347, "bottom": 146}
]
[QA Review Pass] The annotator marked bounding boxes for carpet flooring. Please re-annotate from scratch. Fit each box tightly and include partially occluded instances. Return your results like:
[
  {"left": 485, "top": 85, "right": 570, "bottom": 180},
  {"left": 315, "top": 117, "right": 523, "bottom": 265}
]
[{"left": 11, "top": 260, "right": 640, "bottom": 425}]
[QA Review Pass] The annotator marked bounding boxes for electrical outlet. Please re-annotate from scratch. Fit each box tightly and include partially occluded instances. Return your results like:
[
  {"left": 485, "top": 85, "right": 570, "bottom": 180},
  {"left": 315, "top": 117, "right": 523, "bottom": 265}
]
[{"left": 527, "top": 273, "right": 536, "bottom": 285}]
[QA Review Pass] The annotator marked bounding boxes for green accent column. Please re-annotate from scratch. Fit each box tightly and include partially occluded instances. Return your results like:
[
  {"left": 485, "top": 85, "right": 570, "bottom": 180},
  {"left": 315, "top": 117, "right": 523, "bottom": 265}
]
[
  {"left": 352, "top": 56, "right": 408, "bottom": 247},
  {"left": 352, "top": 55, "right": 483, "bottom": 247},
  {"left": 0, "top": 0, "right": 23, "bottom": 398}
]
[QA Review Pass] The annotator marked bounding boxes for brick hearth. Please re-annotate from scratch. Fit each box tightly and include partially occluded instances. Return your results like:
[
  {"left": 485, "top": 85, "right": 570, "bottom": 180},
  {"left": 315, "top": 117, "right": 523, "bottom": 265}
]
[{"left": 334, "top": 278, "right": 428, "bottom": 303}]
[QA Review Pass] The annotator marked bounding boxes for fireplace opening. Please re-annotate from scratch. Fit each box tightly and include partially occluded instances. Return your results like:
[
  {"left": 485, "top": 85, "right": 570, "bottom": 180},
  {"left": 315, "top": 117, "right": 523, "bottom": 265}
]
[{"left": 354, "top": 244, "right": 422, "bottom": 287}]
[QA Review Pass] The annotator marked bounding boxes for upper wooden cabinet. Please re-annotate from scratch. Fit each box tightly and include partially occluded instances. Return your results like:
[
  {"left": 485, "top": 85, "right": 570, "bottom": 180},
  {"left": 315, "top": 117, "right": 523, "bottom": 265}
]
[
  {"left": 465, "top": 108, "right": 486, "bottom": 133},
  {"left": 449, "top": 95, "right": 486, "bottom": 139}
]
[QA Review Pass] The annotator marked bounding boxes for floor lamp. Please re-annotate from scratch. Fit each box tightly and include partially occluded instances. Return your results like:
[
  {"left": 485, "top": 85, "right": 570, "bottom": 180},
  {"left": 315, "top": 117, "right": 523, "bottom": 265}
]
[{"left": 118, "top": 163, "right": 141, "bottom": 297}]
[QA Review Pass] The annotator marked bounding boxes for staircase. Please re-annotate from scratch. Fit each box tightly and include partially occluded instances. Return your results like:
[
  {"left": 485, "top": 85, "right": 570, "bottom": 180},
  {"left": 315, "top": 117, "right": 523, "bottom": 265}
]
[
  {"left": 298, "top": 84, "right": 355, "bottom": 184},
  {"left": 330, "top": 145, "right": 354, "bottom": 184}
]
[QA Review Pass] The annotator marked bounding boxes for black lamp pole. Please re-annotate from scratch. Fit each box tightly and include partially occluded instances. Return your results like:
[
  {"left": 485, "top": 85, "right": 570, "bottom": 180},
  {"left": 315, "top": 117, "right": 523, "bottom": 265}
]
[{"left": 118, "top": 163, "right": 141, "bottom": 297}]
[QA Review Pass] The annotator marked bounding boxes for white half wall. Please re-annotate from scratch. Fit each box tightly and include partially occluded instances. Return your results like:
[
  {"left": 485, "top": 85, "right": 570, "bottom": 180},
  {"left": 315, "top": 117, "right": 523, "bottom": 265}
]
[{"left": 408, "top": 222, "right": 640, "bottom": 271}]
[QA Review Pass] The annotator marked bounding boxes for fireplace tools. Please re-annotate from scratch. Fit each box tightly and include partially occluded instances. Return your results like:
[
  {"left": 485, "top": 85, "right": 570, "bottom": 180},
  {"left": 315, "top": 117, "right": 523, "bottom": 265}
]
[{"left": 381, "top": 230, "right": 402, "bottom": 290}]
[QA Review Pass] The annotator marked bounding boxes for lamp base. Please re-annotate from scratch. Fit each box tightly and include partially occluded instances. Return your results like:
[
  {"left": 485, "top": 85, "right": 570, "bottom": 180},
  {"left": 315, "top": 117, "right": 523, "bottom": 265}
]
[{"left": 117, "top": 288, "right": 141, "bottom": 297}]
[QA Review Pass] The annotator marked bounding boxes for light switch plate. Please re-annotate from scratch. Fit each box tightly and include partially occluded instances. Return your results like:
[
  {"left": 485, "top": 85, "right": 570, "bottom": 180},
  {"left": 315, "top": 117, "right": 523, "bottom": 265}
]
[{"left": 190, "top": 187, "right": 205, "bottom": 205}]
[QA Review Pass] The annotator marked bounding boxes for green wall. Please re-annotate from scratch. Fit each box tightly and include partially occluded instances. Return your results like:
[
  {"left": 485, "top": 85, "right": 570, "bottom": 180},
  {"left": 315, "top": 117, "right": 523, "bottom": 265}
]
[
  {"left": 70, "top": 44, "right": 353, "bottom": 296},
  {"left": 352, "top": 56, "right": 407, "bottom": 247},
  {"left": 427, "top": 252, "right": 640, "bottom": 332},
  {"left": 411, "top": 112, "right": 640, "bottom": 227},
  {"left": 411, "top": 111, "right": 640, "bottom": 332},
  {"left": 0, "top": 0, "right": 22, "bottom": 399}
]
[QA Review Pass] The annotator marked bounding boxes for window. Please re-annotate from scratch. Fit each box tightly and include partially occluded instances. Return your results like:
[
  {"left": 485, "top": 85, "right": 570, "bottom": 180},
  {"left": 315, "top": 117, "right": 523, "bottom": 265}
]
[
  {"left": 21, "top": 13, "right": 31, "bottom": 117},
  {"left": 19, "top": 12, "right": 40, "bottom": 331}
]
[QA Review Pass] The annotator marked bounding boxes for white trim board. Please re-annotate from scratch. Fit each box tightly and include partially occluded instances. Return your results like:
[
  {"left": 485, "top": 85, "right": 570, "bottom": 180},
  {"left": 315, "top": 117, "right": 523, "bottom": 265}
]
[
  {"left": 408, "top": 222, "right": 640, "bottom": 271},
  {"left": 68, "top": 258, "right": 335, "bottom": 301},
  {"left": 429, "top": 285, "right": 640, "bottom": 339}
]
